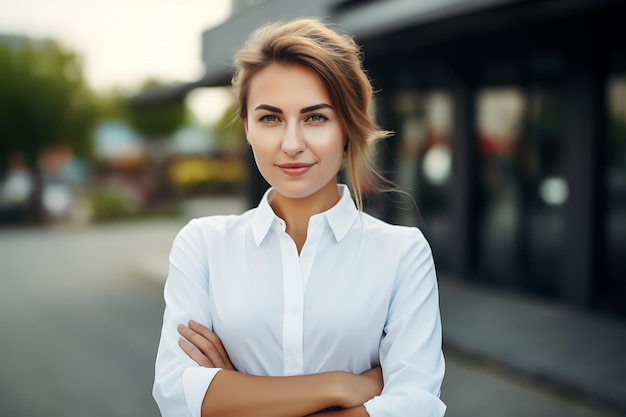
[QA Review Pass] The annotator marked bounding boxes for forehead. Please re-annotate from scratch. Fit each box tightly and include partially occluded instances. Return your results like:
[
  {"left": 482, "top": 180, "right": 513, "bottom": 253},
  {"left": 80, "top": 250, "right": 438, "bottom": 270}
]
[{"left": 247, "top": 62, "right": 332, "bottom": 108}]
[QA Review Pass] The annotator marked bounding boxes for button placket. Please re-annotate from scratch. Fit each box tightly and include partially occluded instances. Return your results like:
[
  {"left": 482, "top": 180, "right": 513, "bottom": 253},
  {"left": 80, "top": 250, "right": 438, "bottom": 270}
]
[
  {"left": 279, "top": 231, "right": 304, "bottom": 376},
  {"left": 299, "top": 217, "right": 324, "bottom": 289}
]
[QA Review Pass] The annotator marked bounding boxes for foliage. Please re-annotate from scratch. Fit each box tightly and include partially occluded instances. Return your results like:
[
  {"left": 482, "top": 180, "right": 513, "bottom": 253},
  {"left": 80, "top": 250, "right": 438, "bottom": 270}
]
[
  {"left": 0, "top": 38, "right": 95, "bottom": 173},
  {"left": 93, "top": 88, "right": 130, "bottom": 121},
  {"left": 85, "top": 184, "right": 140, "bottom": 221},
  {"left": 126, "top": 79, "right": 188, "bottom": 140},
  {"left": 212, "top": 99, "right": 246, "bottom": 151},
  {"left": 86, "top": 184, "right": 180, "bottom": 222}
]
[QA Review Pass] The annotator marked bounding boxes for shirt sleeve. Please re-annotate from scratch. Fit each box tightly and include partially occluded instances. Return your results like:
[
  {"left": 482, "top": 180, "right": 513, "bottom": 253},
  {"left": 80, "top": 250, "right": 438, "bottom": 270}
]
[
  {"left": 153, "top": 219, "right": 222, "bottom": 417},
  {"left": 364, "top": 228, "right": 446, "bottom": 417}
]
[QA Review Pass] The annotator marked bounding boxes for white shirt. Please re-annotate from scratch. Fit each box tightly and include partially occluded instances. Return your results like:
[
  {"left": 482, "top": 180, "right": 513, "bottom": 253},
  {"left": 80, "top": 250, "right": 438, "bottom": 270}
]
[{"left": 153, "top": 185, "right": 446, "bottom": 417}]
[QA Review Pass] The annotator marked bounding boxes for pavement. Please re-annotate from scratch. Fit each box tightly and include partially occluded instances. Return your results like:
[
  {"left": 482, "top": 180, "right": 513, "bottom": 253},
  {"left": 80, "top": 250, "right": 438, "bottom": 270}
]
[
  {"left": 139, "top": 195, "right": 626, "bottom": 416},
  {"left": 439, "top": 276, "right": 626, "bottom": 415}
]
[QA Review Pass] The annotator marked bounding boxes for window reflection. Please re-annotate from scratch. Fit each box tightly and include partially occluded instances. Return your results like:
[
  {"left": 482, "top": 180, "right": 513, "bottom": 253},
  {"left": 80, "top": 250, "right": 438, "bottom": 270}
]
[
  {"left": 475, "top": 75, "right": 567, "bottom": 295},
  {"left": 539, "top": 177, "right": 568, "bottom": 206},
  {"left": 422, "top": 144, "right": 451, "bottom": 186},
  {"left": 605, "top": 74, "right": 626, "bottom": 314},
  {"left": 476, "top": 87, "right": 526, "bottom": 286},
  {"left": 393, "top": 89, "right": 453, "bottom": 263}
]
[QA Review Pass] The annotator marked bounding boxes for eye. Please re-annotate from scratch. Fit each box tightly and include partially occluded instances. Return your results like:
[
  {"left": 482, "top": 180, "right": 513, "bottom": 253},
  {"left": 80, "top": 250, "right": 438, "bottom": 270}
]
[
  {"left": 307, "top": 113, "right": 328, "bottom": 123},
  {"left": 259, "top": 114, "right": 280, "bottom": 123}
]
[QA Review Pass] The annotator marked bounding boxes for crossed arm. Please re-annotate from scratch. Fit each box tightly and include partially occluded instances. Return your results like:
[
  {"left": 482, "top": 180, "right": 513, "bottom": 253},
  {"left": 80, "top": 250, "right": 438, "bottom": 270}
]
[{"left": 178, "top": 320, "right": 382, "bottom": 417}]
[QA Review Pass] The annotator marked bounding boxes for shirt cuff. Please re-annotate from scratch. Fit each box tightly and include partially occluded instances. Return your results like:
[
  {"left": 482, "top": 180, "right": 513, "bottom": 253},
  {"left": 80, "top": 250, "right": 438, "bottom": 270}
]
[
  {"left": 182, "top": 367, "right": 222, "bottom": 417},
  {"left": 363, "top": 388, "right": 446, "bottom": 417}
]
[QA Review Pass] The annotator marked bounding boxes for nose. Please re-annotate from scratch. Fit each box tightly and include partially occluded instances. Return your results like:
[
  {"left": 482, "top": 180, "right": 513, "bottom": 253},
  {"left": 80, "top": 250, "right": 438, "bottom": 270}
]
[{"left": 281, "top": 124, "right": 305, "bottom": 156}]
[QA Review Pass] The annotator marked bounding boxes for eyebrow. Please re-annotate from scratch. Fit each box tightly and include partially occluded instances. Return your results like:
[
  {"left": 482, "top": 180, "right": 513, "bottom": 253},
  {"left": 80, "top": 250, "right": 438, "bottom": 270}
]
[
  {"left": 253, "top": 103, "right": 334, "bottom": 114},
  {"left": 300, "top": 103, "right": 333, "bottom": 113}
]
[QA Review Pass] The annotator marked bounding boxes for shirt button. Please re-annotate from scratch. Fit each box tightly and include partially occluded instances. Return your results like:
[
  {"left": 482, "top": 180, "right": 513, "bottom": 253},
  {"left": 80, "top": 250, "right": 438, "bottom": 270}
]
[{"left": 287, "top": 359, "right": 298, "bottom": 368}]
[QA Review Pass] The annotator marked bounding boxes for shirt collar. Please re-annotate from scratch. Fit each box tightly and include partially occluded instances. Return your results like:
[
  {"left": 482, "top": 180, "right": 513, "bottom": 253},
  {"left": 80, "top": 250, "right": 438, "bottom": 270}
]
[
  {"left": 251, "top": 187, "right": 279, "bottom": 246},
  {"left": 251, "top": 184, "right": 359, "bottom": 246},
  {"left": 320, "top": 184, "right": 359, "bottom": 242}
]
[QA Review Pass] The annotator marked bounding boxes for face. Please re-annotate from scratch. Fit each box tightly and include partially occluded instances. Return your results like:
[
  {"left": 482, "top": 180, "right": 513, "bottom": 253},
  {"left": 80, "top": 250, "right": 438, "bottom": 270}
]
[{"left": 245, "top": 62, "right": 345, "bottom": 204}]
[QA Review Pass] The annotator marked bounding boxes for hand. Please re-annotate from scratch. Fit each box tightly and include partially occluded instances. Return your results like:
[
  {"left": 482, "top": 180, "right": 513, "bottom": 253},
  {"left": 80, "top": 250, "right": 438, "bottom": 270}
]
[
  {"left": 177, "top": 320, "right": 236, "bottom": 370},
  {"left": 335, "top": 367, "right": 383, "bottom": 409}
]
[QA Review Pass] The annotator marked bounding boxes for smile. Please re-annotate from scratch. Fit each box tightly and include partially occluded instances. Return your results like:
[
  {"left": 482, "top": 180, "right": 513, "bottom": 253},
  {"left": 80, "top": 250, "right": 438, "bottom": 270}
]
[{"left": 276, "top": 163, "right": 315, "bottom": 177}]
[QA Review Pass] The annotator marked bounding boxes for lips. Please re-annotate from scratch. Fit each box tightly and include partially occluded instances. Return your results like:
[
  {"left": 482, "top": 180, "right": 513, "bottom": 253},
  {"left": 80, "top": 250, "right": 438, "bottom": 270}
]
[{"left": 276, "top": 162, "right": 315, "bottom": 177}]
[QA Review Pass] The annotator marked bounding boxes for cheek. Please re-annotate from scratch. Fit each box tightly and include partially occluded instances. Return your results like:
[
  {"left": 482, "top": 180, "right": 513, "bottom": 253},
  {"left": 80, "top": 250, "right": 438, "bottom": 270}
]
[
  {"left": 248, "top": 130, "right": 275, "bottom": 159},
  {"left": 249, "top": 146, "right": 272, "bottom": 182},
  {"left": 250, "top": 143, "right": 271, "bottom": 168},
  {"left": 248, "top": 138, "right": 278, "bottom": 179},
  {"left": 319, "top": 129, "right": 345, "bottom": 164}
]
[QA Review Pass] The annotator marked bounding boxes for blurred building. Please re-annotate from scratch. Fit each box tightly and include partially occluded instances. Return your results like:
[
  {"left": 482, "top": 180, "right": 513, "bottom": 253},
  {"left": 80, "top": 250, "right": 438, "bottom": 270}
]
[{"left": 131, "top": 0, "right": 626, "bottom": 317}]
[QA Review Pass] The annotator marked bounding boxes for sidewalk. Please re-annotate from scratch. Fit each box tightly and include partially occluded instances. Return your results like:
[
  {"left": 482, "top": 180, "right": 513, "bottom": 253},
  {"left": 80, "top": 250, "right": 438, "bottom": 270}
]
[{"left": 438, "top": 276, "right": 626, "bottom": 414}]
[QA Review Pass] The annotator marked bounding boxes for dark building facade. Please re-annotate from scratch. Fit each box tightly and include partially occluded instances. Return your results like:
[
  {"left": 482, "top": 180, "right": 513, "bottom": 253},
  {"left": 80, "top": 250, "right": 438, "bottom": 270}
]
[
  {"left": 353, "top": 0, "right": 626, "bottom": 318},
  {"left": 133, "top": 0, "right": 626, "bottom": 317}
]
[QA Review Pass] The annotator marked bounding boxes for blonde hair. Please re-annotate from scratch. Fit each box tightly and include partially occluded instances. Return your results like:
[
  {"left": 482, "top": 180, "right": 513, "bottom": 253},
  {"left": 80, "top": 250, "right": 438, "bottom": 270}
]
[{"left": 232, "top": 18, "right": 391, "bottom": 210}]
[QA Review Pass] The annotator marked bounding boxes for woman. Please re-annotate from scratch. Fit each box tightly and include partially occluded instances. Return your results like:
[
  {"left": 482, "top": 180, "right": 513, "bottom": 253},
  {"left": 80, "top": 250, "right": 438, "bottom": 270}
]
[{"left": 153, "top": 18, "right": 446, "bottom": 417}]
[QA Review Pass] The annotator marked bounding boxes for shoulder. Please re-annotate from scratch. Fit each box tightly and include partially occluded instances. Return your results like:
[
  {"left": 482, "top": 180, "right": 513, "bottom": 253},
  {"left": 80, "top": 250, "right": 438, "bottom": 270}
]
[
  {"left": 356, "top": 213, "right": 436, "bottom": 291},
  {"left": 186, "top": 208, "right": 254, "bottom": 232},
  {"left": 175, "top": 208, "right": 256, "bottom": 247},
  {"left": 358, "top": 211, "right": 430, "bottom": 252}
]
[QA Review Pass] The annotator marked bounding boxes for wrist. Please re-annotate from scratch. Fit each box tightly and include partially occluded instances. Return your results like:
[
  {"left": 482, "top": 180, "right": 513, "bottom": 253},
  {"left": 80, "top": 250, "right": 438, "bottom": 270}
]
[{"left": 327, "top": 371, "right": 351, "bottom": 408}]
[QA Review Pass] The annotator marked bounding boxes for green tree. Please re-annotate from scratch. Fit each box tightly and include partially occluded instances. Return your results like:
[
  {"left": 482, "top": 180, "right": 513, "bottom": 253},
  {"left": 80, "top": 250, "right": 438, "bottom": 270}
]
[
  {"left": 124, "top": 79, "right": 189, "bottom": 207},
  {"left": 126, "top": 79, "right": 188, "bottom": 140},
  {"left": 93, "top": 87, "right": 129, "bottom": 121},
  {"left": 213, "top": 99, "right": 246, "bottom": 152},
  {"left": 0, "top": 37, "right": 95, "bottom": 221}
]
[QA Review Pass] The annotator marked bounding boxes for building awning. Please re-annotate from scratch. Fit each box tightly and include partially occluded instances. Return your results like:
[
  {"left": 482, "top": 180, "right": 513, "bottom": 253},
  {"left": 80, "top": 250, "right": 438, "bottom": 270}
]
[
  {"left": 126, "top": 72, "right": 231, "bottom": 107},
  {"left": 335, "top": 0, "right": 519, "bottom": 39},
  {"left": 199, "top": 0, "right": 519, "bottom": 84},
  {"left": 129, "top": 0, "right": 517, "bottom": 106}
]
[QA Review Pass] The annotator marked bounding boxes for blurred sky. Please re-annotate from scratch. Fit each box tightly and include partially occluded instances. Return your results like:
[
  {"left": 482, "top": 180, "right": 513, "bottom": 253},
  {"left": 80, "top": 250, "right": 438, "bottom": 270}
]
[{"left": 0, "top": 0, "right": 233, "bottom": 123}]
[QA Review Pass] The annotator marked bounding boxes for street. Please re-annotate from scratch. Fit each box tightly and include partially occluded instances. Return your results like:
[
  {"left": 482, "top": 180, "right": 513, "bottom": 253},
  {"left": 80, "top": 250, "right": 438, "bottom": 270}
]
[
  {"left": 0, "top": 210, "right": 619, "bottom": 417},
  {"left": 0, "top": 221, "right": 179, "bottom": 417}
]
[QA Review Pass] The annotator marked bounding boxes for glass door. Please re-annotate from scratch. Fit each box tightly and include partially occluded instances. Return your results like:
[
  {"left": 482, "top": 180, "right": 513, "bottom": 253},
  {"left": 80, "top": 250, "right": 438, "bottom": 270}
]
[
  {"left": 475, "top": 55, "right": 567, "bottom": 296},
  {"left": 603, "top": 69, "right": 626, "bottom": 315}
]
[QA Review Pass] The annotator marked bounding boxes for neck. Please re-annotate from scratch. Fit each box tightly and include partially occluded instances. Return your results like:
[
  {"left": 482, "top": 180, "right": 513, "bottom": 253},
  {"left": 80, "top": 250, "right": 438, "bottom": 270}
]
[{"left": 270, "top": 183, "right": 341, "bottom": 253}]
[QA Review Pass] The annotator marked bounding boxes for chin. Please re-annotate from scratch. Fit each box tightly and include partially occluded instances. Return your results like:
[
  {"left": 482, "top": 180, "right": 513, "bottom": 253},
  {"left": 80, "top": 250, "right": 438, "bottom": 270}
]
[
  {"left": 272, "top": 184, "right": 322, "bottom": 200},
  {"left": 261, "top": 168, "right": 339, "bottom": 202}
]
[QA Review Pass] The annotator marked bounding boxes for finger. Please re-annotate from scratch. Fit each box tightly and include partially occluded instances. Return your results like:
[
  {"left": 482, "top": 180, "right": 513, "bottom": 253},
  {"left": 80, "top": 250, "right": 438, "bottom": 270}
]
[
  {"left": 188, "top": 321, "right": 232, "bottom": 369},
  {"left": 178, "top": 337, "right": 213, "bottom": 367},
  {"left": 177, "top": 324, "right": 226, "bottom": 367},
  {"left": 188, "top": 320, "right": 235, "bottom": 370}
]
